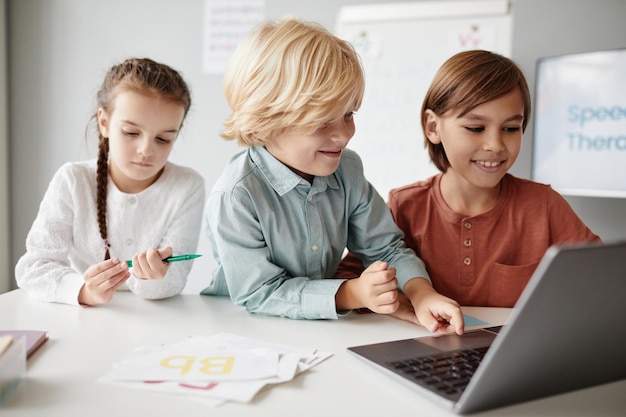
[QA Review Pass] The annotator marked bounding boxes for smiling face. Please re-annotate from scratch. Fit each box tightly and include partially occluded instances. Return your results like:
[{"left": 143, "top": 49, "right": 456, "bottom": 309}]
[
  {"left": 424, "top": 88, "right": 525, "bottom": 197},
  {"left": 97, "top": 90, "right": 186, "bottom": 193},
  {"left": 264, "top": 110, "right": 356, "bottom": 182}
]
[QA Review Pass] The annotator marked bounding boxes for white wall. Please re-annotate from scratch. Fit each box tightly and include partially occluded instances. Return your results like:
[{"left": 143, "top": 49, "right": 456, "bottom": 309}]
[{"left": 6, "top": 0, "right": 626, "bottom": 294}]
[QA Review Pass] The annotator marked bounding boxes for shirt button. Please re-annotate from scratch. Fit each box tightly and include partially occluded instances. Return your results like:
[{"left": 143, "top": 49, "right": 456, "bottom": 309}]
[
  {"left": 311, "top": 244, "right": 319, "bottom": 251},
  {"left": 464, "top": 239, "right": 472, "bottom": 247},
  {"left": 126, "top": 239, "right": 134, "bottom": 246},
  {"left": 464, "top": 222, "right": 472, "bottom": 230},
  {"left": 463, "top": 257, "right": 471, "bottom": 265},
  {"left": 307, "top": 196, "right": 313, "bottom": 202},
  {"left": 129, "top": 196, "right": 137, "bottom": 204}
]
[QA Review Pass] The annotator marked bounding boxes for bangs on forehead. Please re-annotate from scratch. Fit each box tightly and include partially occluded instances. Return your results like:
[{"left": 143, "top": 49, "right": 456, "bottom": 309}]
[{"left": 456, "top": 84, "right": 523, "bottom": 118}]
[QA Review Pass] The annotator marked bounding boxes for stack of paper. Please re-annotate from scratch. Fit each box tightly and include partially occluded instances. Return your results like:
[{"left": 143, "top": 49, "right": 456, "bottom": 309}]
[{"left": 99, "top": 333, "right": 332, "bottom": 407}]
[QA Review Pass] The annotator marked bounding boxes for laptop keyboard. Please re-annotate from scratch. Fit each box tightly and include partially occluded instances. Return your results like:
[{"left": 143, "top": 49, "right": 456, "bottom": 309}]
[{"left": 384, "top": 326, "right": 503, "bottom": 401}]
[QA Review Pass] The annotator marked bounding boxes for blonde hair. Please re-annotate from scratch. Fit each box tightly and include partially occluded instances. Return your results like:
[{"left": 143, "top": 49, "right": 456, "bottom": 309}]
[
  {"left": 222, "top": 17, "right": 365, "bottom": 146},
  {"left": 422, "top": 50, "right": 531, "bottom": 172}
]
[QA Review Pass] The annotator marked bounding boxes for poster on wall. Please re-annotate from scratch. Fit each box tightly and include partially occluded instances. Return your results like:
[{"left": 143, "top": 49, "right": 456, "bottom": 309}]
[{"left": 202, "top": 0, "right": 266, "bottom": 74}]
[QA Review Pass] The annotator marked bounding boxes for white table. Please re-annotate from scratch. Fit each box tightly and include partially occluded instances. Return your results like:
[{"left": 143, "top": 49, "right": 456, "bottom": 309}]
[{"left": 1, "top": 289, "right": 624, "bottom": 416}]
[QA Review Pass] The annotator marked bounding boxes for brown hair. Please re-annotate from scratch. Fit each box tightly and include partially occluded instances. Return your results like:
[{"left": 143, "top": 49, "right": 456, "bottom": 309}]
[
  {"left": 92, "top": 58, "right": 191, "bottom": 259},
  {"left": 422, "top": 50, "right": 531, "bottom": 172}
]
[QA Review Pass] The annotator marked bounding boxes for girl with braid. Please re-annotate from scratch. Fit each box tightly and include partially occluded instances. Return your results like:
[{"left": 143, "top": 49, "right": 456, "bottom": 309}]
[{"left": 15, "top": 58, "right": 205, "bottom": 306}]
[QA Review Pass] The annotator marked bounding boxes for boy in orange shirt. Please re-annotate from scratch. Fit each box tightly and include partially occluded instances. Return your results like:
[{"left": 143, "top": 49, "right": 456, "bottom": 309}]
[{"left": 337, "top": 50, "right": 600, "bottom": 317}]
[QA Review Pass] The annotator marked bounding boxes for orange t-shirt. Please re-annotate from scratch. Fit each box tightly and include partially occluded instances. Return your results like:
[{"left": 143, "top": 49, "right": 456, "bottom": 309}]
[{"left": 336, "top": 174, "right": 601, "bottom": 307}]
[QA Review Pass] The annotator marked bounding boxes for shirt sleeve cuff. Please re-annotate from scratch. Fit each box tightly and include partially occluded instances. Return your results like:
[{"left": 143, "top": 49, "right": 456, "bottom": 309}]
[
  {"left": 55, "top": 272, "right": 85, "bottom": 306},
  {"left": 300, "top": 279, "right": 347, "bottom": 320},
  {"left": 126, "top": 274, "right": 176, "bottom": 300}
]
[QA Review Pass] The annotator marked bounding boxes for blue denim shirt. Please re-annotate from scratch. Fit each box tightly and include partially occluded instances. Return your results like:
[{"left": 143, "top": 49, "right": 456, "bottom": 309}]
[{"left": 202, "top": 145, "right": 429, "bottom": 319}]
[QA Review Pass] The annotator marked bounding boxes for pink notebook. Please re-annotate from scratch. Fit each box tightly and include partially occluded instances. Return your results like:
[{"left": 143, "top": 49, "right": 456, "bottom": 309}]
[{"left": 0, "top": 330, "right": 48, "bottom": 358}]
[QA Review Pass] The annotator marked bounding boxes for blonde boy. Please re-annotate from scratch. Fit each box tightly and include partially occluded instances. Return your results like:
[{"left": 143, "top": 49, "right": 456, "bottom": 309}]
[{"left": 202, "top": 18, "right": 463, "bottom": 333}]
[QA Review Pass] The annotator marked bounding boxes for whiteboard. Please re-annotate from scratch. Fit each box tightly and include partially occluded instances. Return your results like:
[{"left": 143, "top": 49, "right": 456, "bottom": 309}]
[{"left": 336, "top": 0, "right": 512, "bottom": 200}]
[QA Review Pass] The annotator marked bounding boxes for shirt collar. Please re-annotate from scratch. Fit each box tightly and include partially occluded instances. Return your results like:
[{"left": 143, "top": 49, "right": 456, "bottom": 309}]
[{"left": 250, "top": 145, "right": 339, "bottom": 196}]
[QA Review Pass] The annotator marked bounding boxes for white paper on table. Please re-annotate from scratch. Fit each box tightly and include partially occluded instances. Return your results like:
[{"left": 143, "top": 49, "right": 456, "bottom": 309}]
[
  {"left": 99, "top": 349, "right": 303, "bottom": 402},
  {"left": 98, "top": 373, "right": 264, "bottom": 404},
  {"left": 296, "top": 350, "right": 333, "bottom": 373},
  {"left": 182, "top": 333, "right": 333, "bottom": 371},
  {"left": 105, "top": 344, "right": 280, "bottom": 382},
  {"left": 99, "top": 333, "right": 333, "bottom": 405},
  {"left": 199, "top": 335, "right": 334, "bottom": 385}
]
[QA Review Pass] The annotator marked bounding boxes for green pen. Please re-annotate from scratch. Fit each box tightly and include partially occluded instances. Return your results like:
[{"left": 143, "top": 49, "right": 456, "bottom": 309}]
[{"left": 125, "top": 254, "right": 202, "bottom": 268}]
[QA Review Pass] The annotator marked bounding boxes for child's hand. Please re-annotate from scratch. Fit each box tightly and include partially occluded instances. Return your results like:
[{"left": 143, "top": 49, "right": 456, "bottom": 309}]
[
  {"left": 129, "top": 246, "right": 173, "bottom": 280},
  {"left": 79, "top": 257, "right": 130, "bottom": 306},
  {"left": 336, "top": 260, "right": 399, "bottom": 313},
  {"left": 389, "top": 291, "right": 420, "bottom": 325},
  {"left": 403, "top": 278, "right": 465, "bottom": 335}
]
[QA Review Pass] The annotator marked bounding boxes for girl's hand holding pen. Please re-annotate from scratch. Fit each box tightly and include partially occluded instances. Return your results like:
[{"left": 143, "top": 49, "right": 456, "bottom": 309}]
[
  {"left": 129, "top": 246, "right": 173, "bottom": 280},
  {"left": 79, "top": 257, "right": 131, "bottom": 306},
  {"left": 77, "top": 247, "right": 177, "bottom": 305}
]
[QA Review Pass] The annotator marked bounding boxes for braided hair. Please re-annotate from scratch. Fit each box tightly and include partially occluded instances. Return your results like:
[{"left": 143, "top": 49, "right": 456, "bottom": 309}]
[{"left": 92, "top": 58, "right": 191, "bottom": 260}]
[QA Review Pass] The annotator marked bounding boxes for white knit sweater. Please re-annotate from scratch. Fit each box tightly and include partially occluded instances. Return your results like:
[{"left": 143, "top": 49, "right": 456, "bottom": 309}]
[{"left": 15, "top": 160, "right": 205, "bottom": 305}]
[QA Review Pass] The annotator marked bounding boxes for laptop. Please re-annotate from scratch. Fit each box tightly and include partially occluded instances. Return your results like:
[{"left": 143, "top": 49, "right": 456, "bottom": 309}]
[{"left": 347, "top": 241, "right": 626, "bottom": 414}]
